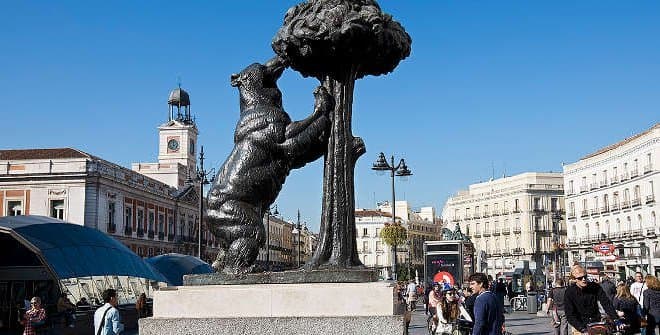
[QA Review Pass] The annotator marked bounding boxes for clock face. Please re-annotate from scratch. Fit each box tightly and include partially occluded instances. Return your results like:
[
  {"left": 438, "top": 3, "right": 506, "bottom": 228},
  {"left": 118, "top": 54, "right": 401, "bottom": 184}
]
[{"left": 167, "top": 139, "right": 180, "bottom": 152}]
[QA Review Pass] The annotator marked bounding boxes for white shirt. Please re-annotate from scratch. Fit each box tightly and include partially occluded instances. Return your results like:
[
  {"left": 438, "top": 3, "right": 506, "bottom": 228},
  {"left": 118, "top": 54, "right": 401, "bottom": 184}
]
[
  {"left": 630, "top": 281, "right": 645, "bottom": 306},
  {"left": 94, "top": 303, "right": 124, "bottom": 335},
  {"left": 406, "top": 283, "right": 417, "bottom": 296}
]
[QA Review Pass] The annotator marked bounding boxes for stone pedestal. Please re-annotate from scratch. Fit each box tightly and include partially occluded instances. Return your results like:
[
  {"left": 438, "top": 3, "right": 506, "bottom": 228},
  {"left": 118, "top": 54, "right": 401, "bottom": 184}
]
[{"left": 139, "top": 281, "right": 404, "bottom": 335}]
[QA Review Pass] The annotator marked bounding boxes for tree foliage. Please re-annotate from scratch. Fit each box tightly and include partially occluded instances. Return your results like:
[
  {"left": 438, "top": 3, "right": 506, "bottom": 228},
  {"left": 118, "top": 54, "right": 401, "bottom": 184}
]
[
  {"left": 272, "top": 0, "right": 411, "bottom": 79},
  {"left": 380, "top": 222, "right": 407, "bottom": 247}
]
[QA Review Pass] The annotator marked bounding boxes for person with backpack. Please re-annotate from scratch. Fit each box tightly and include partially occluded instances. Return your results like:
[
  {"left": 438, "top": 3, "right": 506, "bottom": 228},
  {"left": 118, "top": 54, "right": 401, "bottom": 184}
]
[
  {"left": 547, "top": 278, "right": 568, "bottom": 335},
  {"left": 94, "top": 289, "right": 124, "bottom": 335}
]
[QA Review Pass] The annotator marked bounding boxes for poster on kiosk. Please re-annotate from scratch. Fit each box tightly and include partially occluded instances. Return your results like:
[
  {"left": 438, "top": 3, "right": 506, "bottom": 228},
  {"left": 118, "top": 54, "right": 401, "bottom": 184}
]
[{"left": 424, "top": 240, "right": 474, "bottom": 287}]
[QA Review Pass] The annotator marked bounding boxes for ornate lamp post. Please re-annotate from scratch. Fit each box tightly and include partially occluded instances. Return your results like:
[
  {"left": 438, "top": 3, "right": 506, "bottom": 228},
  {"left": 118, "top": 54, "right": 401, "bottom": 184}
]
[
  {"left": 265, "top": 205, "right": 279, "bottom": 271},
  {"left": 194, "top": 146, "right": 215, "bottom": 259},
  {"left": 292, "top": 209, "right": 303, "bottom": 268},
  {"left": 551, "top": 211, "right": 563, "bottom": 282},
  {"left": 372, "top": 152, "right": 412, "bottom": 280}
]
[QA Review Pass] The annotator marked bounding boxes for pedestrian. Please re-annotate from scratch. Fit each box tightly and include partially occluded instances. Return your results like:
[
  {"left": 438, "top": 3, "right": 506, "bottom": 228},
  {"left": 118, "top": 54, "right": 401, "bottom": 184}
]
[
  {"left": 495, "top": 278, "right": 507, "bottom": 313},
  {"left": 94, "top": 289, "right": 124, "bottom": 335},
  {"left": 424, "top": 283, "right": 432, "bottom": 315},
  {"left": 642, "top": 275, "right": 660, "bottom": 335},
  {"left": 469, "top": 272, "right": 504, "bottom": 335},
  {"left": 600, "top": 273, "right": 616, "bottom": 303},
  {"left": 612, "top": 284, "right": 641, "bottom": 335},
  {"left": 57, "top": 293, "right": 76, "bottom": 327},
  {"left": 19, "top": 296, "right": 46, "bottom": 335},
  {"left": 435, "top": 287, "right": 472, "bottom": 334},
  {"left": 547, "top": 278, "right": 569, "bottom": 335},
  {"left": 564, "top": 265, "right": 619, "bottom": 335},
  {"left": 630, "top": 272, "right": 646, "bottom": 306},
  {"left": 428, "top": 283, "right": 443, "bottom": 333},
  {"left": 406, "top": 280, "right": 418, "bottom": 311},
  {"left": 135, "top": 293, "right": 147, "bottom": 318},
  {"left": 464, "top": 287, "right": 477, "bottom": 321}
]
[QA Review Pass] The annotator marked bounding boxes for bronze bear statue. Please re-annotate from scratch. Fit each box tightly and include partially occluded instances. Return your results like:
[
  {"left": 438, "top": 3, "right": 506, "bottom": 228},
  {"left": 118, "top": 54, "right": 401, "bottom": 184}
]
[{"left": 207, "top": 56, "right": 333, "bottom": 274}]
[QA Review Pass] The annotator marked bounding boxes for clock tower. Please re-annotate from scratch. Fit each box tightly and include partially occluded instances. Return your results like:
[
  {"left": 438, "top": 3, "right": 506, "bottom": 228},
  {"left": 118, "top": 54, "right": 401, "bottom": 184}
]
[{"left": 132, "top": 85, "right": 198, "bottom": 188}]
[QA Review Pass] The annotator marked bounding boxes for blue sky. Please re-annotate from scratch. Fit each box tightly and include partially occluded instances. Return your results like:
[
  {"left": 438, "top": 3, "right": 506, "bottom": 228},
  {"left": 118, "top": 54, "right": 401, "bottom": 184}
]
[{"left": 2, "top": 1, "right": 658, "bottom": 230}]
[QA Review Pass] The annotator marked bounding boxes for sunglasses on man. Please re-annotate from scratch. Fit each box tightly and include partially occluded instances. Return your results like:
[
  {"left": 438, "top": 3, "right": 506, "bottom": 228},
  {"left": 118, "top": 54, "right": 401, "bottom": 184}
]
[{"left": 574, "top": 275, "right": 587, "bottom": 281}]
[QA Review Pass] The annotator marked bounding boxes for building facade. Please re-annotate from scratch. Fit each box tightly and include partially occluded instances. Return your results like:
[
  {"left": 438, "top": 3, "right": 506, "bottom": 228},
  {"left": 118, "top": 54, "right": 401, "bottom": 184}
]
[
  {"left": 442, "top": 172, "right": 565, "bottom": 277},
  {"left": 0, "top": 87, "right": 220, "bottom": 262},
  {"left": 563, "top": 123, "right": 659, "bottom": 277}
]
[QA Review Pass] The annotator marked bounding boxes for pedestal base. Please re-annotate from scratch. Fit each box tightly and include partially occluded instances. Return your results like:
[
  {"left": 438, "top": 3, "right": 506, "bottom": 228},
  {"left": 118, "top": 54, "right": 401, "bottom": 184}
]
[{"left": 139, "top": 281, "right": 404, "bottom": 335}]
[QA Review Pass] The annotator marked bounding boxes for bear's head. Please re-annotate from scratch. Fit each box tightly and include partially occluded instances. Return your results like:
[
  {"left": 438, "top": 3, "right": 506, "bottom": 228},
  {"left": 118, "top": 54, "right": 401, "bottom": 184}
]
[{"left": 231, "top": 57, "right": 287, "bottom": 109}]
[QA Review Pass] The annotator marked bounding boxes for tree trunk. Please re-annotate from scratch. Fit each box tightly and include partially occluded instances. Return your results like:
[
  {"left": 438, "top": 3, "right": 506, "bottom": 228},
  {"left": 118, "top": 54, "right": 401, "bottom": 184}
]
[{"left": 307, "top": 68, "right": 365, "bottom": 269}]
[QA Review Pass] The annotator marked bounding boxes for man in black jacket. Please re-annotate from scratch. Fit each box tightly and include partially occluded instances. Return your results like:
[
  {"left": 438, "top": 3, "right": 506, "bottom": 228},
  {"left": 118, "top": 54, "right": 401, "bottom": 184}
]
[
  {"left": 599, "top": 273, "right": 616, "bottom": 303},
  {"left": 564, "top": 265, "right": 619, "bottom": 334}
]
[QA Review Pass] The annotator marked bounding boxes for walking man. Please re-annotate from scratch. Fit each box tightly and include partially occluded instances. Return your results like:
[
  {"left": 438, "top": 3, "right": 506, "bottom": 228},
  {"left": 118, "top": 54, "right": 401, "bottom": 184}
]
[
  {"left": 547, "top": 278, "right": 569, "bottom": 335},
  {"left": 94, "top": 289, "right": 124, "bottom": 335},
  {"left": 564, "top": 265, "right": 618, "bottom": 335},
  {"left": 469, "top": 272, "right": 504, "bottom": 335}
]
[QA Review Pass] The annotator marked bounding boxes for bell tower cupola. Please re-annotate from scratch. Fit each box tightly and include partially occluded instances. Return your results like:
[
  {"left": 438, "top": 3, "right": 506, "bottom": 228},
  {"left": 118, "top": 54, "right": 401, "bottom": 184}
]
[{"left": 157, "top": 85, "right": 198, "bottom": 173}]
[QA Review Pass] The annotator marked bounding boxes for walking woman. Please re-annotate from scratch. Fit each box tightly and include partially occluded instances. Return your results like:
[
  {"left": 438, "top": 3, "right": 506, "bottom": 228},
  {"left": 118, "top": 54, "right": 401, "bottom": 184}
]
[
  {"left": 20, "top": 297, "right": 46, "bottom": 335},
  {"left": 435, "top": 287, "right": 472, "bottom": 335},
  {"left": 612, "top": 285, "right": 641, "bottom": 334},
  {"left": 642, "top": 275, "right": 660, "bottom": 335}
]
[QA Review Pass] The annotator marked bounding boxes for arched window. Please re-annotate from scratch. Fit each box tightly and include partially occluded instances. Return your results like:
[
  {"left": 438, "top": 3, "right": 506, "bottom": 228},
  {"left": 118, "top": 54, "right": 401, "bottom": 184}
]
[
  {"left": 605, "top": 220, "right": 610, "bottom": 235},
  {"left": 595, "top": 222, "right": 600, "bottom": 235},
  {"left": 571, "top": 225, "right": 577, "bottom": 238},
  {"left": 626, "top": 216, "right": 632, "bottom": 231},
  {"left": 585, "top": 223, "right": 590, "bottom": 237},
  {"left": 616, "top": 219, "right": 621, "bottom": 232},
  {"left": 637, "top": 214, "right": 643, "bottom": 230}
]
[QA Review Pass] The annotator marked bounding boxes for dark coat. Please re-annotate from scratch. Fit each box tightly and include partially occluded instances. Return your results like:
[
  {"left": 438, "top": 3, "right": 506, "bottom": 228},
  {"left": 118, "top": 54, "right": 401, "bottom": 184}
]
[
  {"left": 564, "top": 282, "right": 618, "bottom": 332},
  {"left": 473, "top": 291, "right": 504, "bottom": 335}
]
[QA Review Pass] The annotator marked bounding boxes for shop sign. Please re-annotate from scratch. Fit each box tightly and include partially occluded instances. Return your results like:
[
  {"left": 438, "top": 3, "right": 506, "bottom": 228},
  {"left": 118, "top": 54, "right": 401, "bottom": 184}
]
[{"left": 593, "top": 242, "right": 615, "bottom": 255}]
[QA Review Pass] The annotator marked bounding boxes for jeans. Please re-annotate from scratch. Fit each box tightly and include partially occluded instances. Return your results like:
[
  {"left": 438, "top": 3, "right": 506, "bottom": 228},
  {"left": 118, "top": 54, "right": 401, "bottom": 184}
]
[{"left": 553, "top": 310, "right": 569, "bottom": 335}]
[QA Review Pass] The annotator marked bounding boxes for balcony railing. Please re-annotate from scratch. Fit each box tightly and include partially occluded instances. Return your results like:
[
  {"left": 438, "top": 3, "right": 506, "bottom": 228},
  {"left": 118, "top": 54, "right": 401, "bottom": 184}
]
[
  {"left": 502, "top": 227, "right": 510, "bottom": 235},
  {"left": 630, "top": 169, "right": 639, "bottom": 178},
  {"left": 512, "top": 248, "right": 524, "bottom": 255},
  {"left": 580, "top": 186, "right": 588, "bottom": 193},
  {"left": 590, "top": 209, "right": 600, "bottom": 216},
  {"left": 644, "top": 165, "right": 652, "bottom": 174},
  {"left": 492, "top": 210, "right": 501, "bottom": 216},
  {"left": 645, "top": 228, "right": 657, "bottom": 237},
  {"left": 567, "top": 212, "right": 576, "bottom": 219},
  {"left": 567, "top": 189, "right": 575, "bottom": 196},
  {"left": 611, "top": 203, "right": 620, "bottom": 212},
  {"left": 474, "top": 232, "right": 482, "bottom": 238},
  {"left": 632, "top": 198, "right": 642, "bottom": 207},
  {"left": 589, "top": 183, "right": 598, "bottom": 190},
  {"left": 599, "top": 180, "right": 608, "bottom": 188},
  {"left": 610, "top": 176, "right": 619, "bottom": 184},
  {"left": 599, "top": 206, "right": 609, "bottom": 214},
  {"left": 483, "top": 212, "right": 490, "bottom": 218},
  {"left": 473, "top": 214, "right": 481, "bottom": 219},
  {"left": 580, "top": 210, "right": 589, "bottom": 218},
  {"left": 621, "top": 201, "right": 631, "bottom": 209},
  {"left": 493, "top": 228, "right": 501, "bottom": 236},
  {"left": 502, "top": 210, "right": 510, "bottom": 215},
  {"left": 483, "top": 230, "right": 492, "bottom": 237},
  {"left": 513, "top": 227, "right": 521, "bottom": 234},
  {"left": 646, "top": 195, "right": 656, "bottom": 204},
  {"left": 533, "top": 208, "right": 546, "bottom": 215},
  {"left": 620, "top": 173, "right": 629, "bottom": 181},
  {"left": 513, "top": 209, "right": 522, "bottom": 214}
]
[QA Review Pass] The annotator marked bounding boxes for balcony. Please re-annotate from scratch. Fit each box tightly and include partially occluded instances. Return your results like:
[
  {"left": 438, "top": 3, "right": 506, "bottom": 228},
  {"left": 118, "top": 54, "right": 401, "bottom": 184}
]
[
  {"left": 137, "top": 228, "right": 144, "bottom": 237},
  {"left": 533, "top": 208, "right": 546, "bottom": 215},
  {"left": 502, "top": 210, "right": 510, "bottom": 215},
  {"left": 567, "top": 189, "right": 575, "bottom": 196},
  {"left": 600, "top": 206, "right": 609, "bottom": 214},
  {"left": 589, "top": 183, "right": 598, "bottom": 190},
  {"left": 492, "top": 210, "right": 501, "bottom": 216},
  {"left": 567, "top": 238, "right": 579, "bottom": 246},
  {"left": 513, "top": 209, "right": 522, "bottom": 214},
  {"left": 483, "top": 230, "right": 492, "bottom": 237},
  {"left": 512, "top": 248, "right": 524, "bottom": 255},
  {"left": 620, "top": 173, "right": 629, "bottom": 181},
  {"left": 645, "top": 228, "right": 657, "bottom": 237},
  {"left": 611, "top": 203, "right": 620, "bottom": 212},
  {"left": 580, "top": 186, "right": 588, "bottom": 193},
  {"left": 590, "top": 208, "right": 600, "bottom": 216},
  {"left": 621, "top": 201, "right": 631, "bottom": 209},
  {"left": 610, "top": 176, "right": 619, "bottom": 184},
  {"left": 493, "top": 228, "right": 501, "bottom": 236},
  {"left": 483, "top": 212, "right": 490, "bottom": 218},
  {"left": 473, "top": 214, "right": 481, "bottom": 219},
  {"left": 451, "top": 217, "right": 460, "bottom": 222},
  {"left": 147, "top": 230, "right": 155, "bottom": 239},
  {"left": 158, "top": 232, "right": 165, "bottom": 240},
  {"left": 360, "top": 248, "right": 370, "bottom": 253},
  {"left": 599, "top": 180, "right": 608, "bottom": 188},
  {"left": 580, "top": 210, "right": 589, "bottom": 218},
  {"left": 474, "top": 232, "right": 482, "bottom": 238},
  {"left": 567, "top": 212, "right": 576, "bottom": 220},
  {"left": 644, "top": 165, "right": 652, "bottom": 174},
  {"left": 502, "top": 227, "right": 510, "bottom": 235},
  {"left": 491, "top": 249, "right": 501, "bottom": 256},
  {"left": 631, "top": 169, "right": 639, "bottom": 178},
  {"left": 123, "top": 226, "right": 132, "bottom": 236},
  {"left": 632, "top": 198, "right": 642, "bottom": 207},
  {"left": 646, "top": 195, "right": 656, "bottom": 204},
  {"left": 513, "top": 227, "right": 521, "bottom": 234}
]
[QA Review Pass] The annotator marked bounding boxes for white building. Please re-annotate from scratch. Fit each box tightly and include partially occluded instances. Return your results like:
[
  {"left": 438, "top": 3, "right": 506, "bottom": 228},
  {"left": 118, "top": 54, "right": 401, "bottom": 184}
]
[
  {"left": 442, "top": 172, "right": 565, "bottom": 277},
  {"left": 356, "top": 201, "right": 440, "bottom": 279},
  {"left": 563, "top": 123, "right": 659, "bottom": 277}
]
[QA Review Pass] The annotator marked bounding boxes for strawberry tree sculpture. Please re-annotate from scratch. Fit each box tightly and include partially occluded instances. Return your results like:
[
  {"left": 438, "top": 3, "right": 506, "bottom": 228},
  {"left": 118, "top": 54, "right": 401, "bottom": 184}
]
[{"left": 272, "top": 0, "right": 411, "bottom": 269}]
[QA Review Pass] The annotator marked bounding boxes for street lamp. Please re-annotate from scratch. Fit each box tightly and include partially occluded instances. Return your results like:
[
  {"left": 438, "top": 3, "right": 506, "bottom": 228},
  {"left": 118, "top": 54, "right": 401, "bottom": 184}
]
[
  {"left": 372, "top": 152, "right": 412, "bottom": 281},
  {"left": 192, "top": 146, "right": 215, "bottom": 260},
  {"left": 551, "top": 211, "right": 563, "bottom": 282},
  {"left": 292, "top": 209, "right": 302, "bottom": 268},
  {"left": 265, "top": 205, "right": 279, "bottom": 271}
]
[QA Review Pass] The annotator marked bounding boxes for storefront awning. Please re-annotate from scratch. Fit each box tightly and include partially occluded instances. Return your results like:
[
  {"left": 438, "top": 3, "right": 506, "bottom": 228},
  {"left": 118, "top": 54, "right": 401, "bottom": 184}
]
[{"left": 0, "top": 215, "right": 166, "bottom": 282}]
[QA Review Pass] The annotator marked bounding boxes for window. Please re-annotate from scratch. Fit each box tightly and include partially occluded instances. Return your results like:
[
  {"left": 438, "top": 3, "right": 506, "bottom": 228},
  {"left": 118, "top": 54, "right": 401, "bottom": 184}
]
[
  {"left": 569, "top": 180, "right": 574, "bottom": 193},
  {"left": 158, "top": 214, "right": 164, "bottom": 233},
  {"left": 137, "top": 208, "right": 144, "bottom": 232},
  {"left": 376, "top": 255, "right": 381, "bottom": 266},
  {"left": 514, "top": 199, "right": 520, "bottom": 212},
  {"left": 124, "top": 206, "right": 132, "bottom": 231},
  {"left": 168, "top": 215, "right": 175, "bottom": 236},
  {"left": 148, "top": 211, "right": 155, "bottom": 232},
  {"left": 551, "top": 198, "right": 558, "bottom": 211},
  {"left": 7, "top": 200, "right": 23, "bottom": 216},
  {"left": 533, "top": 198, "right": 541, "bottom": 210},
  {"left": 569, "top": 202, "right": 575, "bottom": 216},
  {"left": 107, "top": 202, "right": 116, "bottom": 232},
  {"left": 376, "top": 241, "right": 383, "bottom": 251},
  {"left": 363, "top": 227, "right": 368, "bottom": 236},
  {"left": 50, "top": 199, "right": 64, "bottom": 219},
  {"left": 376, "top": 228, "right": 381, "bottom": 237},
  {"left": 634, "top": 185, "right": 641, "bottom": 200},
  {"left": 362, "top": 241, "right": 368, "bottom": 252}
]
